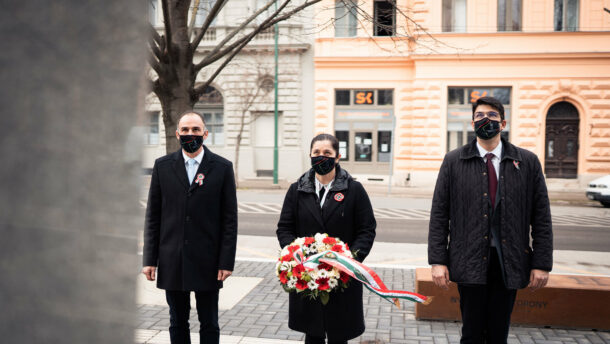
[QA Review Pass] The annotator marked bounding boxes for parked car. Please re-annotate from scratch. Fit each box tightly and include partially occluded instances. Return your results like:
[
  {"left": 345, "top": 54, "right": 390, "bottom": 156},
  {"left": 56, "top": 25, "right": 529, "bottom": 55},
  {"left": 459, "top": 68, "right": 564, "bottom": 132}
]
[{"left": 586, "top": 175, "right": 610, "bottom": 208}]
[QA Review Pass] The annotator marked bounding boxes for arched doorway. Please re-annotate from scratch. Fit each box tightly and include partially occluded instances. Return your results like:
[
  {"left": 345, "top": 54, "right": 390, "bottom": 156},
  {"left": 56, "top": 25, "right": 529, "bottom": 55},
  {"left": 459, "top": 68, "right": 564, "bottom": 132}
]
[
  {"left": 195, "top": 86, "right": 224, "bottom": 146},
  {"left": 545, "top": 101, "right": 579, "bottom": 178}
]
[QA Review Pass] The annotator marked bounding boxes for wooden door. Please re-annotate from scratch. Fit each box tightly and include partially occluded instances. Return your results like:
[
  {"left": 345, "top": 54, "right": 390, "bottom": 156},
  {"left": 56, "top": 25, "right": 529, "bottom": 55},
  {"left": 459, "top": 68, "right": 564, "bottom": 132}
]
[{"left": 545, "top": 102, "right": 579, "bottom": 179}]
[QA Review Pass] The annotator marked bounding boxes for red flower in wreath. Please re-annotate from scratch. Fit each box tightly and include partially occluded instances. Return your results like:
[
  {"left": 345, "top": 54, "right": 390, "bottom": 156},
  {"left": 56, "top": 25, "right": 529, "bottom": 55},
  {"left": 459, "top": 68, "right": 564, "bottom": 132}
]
[
  {"left": 339, "top": 271, "right": 350, "bottom": 283},
  {"left": 296, "top": 279, "right": 308, "bottom": 290},
  {"left": 304, "top": 237, "right": 315, "bottom": 245},
  {"left": 279, "top": 271, "right": 289, "bottom": 284},
  {"left": 323, "top": 237, "right": 337, "bottom": 245},
  {"left": 317, "top": 262, "right": 334, "bottom": 271},
  {"left": 292, "top": 264, "right": 306, "bottom": 278},
  {"left": 287, "top": 245, "right": 300, "bottom": 253},
  {"left": 331, "top": 244, "right": 344, "bottom": 253},
  {"left": 316, "top": 278, "right": 330, "bottom": 291}
]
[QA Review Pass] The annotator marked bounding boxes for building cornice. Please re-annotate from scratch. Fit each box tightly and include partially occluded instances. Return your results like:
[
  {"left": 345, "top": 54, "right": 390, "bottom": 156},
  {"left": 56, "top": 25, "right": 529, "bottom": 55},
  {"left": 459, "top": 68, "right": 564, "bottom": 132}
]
[{"left": 314, "top": 56, "right": 413, "bottom": 68}]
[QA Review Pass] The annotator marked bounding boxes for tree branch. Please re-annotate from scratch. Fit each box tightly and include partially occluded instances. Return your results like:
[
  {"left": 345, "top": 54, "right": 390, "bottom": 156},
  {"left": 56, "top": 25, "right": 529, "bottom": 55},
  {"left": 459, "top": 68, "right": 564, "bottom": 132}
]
[
  {"left": 196, "top": 0, "right": 321, "bottom": 72},
  {"left": 149, "top": 35, "right": 163, "bottom": 61},
  {"left": 149, "top": 22, "right": 164, "bottom": 47},
  {"left": 161, "top": 0, "right": 174, "bottom": 63},
  {"left": 191, "top": 0, "right": 228, "bottom": 51},
  {"left": 187, "top": 0, "right": 201, "bottom": 40},
  {"left": 148, "top": 49, "right": 163, "bottom": 77},
  {"left": 194, "top": 0, "right": 279, "bottom": 71}
]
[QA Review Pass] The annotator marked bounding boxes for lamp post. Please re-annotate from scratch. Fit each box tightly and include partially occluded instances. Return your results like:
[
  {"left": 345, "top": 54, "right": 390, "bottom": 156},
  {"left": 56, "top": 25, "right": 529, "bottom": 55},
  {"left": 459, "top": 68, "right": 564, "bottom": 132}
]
[{"left": 273, "top": 0, "right": 279, "bottom": 184}]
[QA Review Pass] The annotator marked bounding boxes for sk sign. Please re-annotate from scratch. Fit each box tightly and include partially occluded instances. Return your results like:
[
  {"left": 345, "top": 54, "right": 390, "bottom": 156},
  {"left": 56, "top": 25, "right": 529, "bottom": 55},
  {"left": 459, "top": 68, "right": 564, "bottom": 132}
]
[{"left": 355, "top": 91, "right": 374, "bottom": 105}]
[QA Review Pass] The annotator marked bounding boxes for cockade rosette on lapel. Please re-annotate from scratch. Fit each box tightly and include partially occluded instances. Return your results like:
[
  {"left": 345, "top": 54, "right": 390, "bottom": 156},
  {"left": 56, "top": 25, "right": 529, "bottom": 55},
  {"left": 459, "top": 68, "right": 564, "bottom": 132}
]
[
  {"left": 276, "top": 233, "right": 352, "bottom": 305},
  {"left": 276, "top": 233, "right": 432, "bottom": 307}
]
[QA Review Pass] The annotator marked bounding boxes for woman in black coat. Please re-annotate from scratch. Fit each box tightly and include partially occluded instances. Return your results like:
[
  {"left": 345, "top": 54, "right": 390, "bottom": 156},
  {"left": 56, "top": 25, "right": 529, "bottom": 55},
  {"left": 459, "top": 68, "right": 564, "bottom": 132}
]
[{"left": 276, "top": 133, "right": 377, "bottom": 344}]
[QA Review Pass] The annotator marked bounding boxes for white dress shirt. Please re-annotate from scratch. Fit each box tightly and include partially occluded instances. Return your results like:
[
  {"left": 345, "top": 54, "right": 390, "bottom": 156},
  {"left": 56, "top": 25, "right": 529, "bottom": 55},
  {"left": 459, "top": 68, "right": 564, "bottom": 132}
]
[
  {"left": 477, "top": 140, "right": 502, "bottom": 181},
  {"left": 315, "top": 177, "right": 334, "bottom": 208}
]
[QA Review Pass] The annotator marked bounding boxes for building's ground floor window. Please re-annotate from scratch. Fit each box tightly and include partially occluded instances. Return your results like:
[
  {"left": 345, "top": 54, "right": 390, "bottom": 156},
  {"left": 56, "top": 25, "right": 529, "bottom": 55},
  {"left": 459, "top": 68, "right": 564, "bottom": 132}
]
[
  {"left": 146, "top": 111, "right": 160, "bottom": 145},
  {"left": 447, "top": 86, "right": 511, "bottom": 152},
  {"left": 200, "top": 111, "right": 224, "bottom": 146}
]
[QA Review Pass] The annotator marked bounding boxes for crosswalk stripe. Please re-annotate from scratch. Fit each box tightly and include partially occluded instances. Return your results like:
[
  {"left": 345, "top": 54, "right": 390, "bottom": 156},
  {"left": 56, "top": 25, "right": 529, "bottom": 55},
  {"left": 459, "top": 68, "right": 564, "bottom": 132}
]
[{"left": 139, "top": 200, "right": 610, "bottom": 227}]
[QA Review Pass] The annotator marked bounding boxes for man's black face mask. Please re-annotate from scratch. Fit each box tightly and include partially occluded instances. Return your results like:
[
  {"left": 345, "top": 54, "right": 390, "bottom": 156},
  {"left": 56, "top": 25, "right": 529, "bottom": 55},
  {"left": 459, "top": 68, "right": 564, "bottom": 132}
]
[
  {"left": 474, "top": 118, "right": 502, "bottom": 140},
  {"left": 180, "top": 135, "right": 203, "bottom": 153}
]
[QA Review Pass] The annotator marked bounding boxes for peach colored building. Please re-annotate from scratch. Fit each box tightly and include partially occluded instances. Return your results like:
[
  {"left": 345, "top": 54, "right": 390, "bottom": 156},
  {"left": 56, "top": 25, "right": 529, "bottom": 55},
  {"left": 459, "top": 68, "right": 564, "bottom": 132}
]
[{"left": 313, "top": 0, "right": 610, "bottom": 187}]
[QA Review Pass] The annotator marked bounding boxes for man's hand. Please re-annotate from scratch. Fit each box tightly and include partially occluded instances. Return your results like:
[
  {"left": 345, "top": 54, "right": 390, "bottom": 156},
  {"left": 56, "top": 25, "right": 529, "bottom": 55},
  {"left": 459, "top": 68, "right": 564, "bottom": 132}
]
[
  {"left": 431, "top": 265, "right": 451, "bottom": 290},
  {"left": 527, "top": 269, "right": 549, "bottom": 291},
  {"left": 218, "top": 270, "right": 232, "bottom": 281},
  {"left": 142, "top": 266, "right": 156, "bottom": 281}
]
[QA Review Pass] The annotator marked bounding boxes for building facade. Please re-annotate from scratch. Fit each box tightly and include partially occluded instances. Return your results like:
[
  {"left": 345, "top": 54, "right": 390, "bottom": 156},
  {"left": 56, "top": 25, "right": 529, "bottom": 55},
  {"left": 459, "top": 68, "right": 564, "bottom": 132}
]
[
  {"left": 144, "top": 0, "right": 315, "bottom": 182},
  {"left": 313, "top": 0, "right": 610, "bottom": 187}
]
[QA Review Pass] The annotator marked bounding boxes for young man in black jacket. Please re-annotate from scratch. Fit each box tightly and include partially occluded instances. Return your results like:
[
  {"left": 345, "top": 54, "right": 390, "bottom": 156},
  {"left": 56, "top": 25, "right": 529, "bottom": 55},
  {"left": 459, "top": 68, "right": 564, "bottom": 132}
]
[{"left": 428, "top": 96, "right": 553, "bottom": 344}]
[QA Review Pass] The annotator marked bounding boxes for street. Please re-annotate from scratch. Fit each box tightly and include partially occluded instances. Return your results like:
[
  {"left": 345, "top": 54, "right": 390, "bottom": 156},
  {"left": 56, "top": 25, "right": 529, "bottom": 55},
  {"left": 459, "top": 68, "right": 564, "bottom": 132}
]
[{"left": 233, "top": 190, "right": 610, "bottom": 252}]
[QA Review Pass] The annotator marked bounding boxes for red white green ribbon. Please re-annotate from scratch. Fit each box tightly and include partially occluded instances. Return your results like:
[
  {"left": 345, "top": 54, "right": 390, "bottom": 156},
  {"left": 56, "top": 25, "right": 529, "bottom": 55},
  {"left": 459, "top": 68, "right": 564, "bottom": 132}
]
[
  {"left": 195, "top": 173, "right": 204, "bottom": 186},
  {"left": 295, "top": 250, "right": 431, "bottom": 307}
]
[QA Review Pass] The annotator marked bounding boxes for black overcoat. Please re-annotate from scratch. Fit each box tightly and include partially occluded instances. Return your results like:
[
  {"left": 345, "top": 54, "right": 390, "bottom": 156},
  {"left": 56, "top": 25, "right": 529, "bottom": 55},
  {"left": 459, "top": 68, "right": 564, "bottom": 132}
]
[
  {"left": 143, "top": 146, "right": 238, "bottom": 291},
  {"left": 428, "top": 138, "right": 553, "bottom": 289},
  {"left": 276, "top": 166, "right": 376, "bottom": 342}
]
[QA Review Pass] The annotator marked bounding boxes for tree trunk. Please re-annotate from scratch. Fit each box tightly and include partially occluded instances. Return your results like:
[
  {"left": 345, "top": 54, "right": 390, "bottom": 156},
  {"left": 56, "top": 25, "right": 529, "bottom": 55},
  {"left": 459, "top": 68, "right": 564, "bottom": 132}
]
[{"left": 159, "top": 0, "right": 197, "bottom": 154}]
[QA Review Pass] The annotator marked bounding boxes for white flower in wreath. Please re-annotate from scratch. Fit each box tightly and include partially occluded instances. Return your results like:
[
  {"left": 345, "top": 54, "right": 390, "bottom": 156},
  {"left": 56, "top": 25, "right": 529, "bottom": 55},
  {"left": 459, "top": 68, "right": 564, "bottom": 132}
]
[
  {"left": 295, "top": 237, "right": 305, "bottom": 246},
  {"left": 307, "top": 280, "right": 318, "bottom": 290},
  {"left": 308, "top": 270, "right": 318, "bottom": 280},
  {"left": 328, "top": 269, "right": 339, "bottom": 278},
  {"left": 280, "top": 262, "right": 291, "bottom": 271},
  {"left": 317, "top": 269, "right": 329, "bottom": 278},
  {"left": 328, "top": 278, "right": 338, "bottom": 289},
  {"left": 314, "top": 233, "right": 326, "bottom": 243},
  {"left": 287, "top": 279, "right": 297, "bottom": 289},
  {"left": 308, "top": 243, "right": 318, "bottom": 253}
]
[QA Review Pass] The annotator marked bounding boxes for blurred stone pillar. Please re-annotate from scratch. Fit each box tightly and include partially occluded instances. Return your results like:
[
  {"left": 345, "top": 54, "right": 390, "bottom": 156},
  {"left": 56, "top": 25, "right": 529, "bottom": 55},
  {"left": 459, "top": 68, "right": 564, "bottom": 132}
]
[{"left": 0, "top": 1, "right": 145, "bottom": 343}]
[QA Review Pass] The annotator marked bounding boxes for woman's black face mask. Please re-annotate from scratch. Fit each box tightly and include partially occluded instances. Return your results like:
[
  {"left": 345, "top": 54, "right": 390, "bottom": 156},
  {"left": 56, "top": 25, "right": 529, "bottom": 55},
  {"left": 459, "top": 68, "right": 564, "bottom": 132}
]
[{"left": 311, "top": 156, "right": 337, "bottom": 175}]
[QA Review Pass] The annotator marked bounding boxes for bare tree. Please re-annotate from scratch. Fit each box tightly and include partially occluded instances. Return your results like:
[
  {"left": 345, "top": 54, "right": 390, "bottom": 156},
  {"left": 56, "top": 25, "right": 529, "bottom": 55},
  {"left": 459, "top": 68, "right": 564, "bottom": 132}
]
[
  {"left": 149, "top": 0, "right": 322, "bottom": 153},
  {"left": 148, "top": 0, "right": 452, "bottom": 154},
  {"left": 226, "top": 54, "right": 288, "bottom": 186}
]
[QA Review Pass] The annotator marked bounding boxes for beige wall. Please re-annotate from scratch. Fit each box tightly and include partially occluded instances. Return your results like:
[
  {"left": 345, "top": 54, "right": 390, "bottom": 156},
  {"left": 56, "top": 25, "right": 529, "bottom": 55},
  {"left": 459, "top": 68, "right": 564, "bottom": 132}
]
[{"left": 313, "top": 0, "right": 610, "bottom": 186}]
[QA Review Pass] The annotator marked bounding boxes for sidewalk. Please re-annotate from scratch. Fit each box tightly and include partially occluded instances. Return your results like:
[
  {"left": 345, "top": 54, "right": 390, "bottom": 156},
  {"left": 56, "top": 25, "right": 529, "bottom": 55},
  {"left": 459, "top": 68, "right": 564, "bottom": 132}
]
[
  {"left": 233, "top": 179, "right": 600, "bottom": 207},
  {"left": 135, "top": 235, "right": 610, "bottom": 344}
]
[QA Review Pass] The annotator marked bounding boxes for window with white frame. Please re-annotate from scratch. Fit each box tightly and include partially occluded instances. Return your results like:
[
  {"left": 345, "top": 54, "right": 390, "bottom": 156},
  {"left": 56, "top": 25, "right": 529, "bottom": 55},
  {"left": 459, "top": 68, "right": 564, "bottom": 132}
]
[
  {"left": 373, "top": 0, "right": 395, "bottom": 36},
  {"left": 335, "top": 0, "right": 357, "bottom": 37},
  {"left": 497, "top": 0, "right": 522, "bottom": 31},
  {"left": 554, "top": 0, "right": 579, "bottom": 31},
  {"left": 442, "top": 0, "right": 466, "bottom": 32},
  {"left": 146, "top": 111, "right": 160, "bottom": 145},
  {"left": 446, "top": 87, "right": 511, "bottom": 152},
  {"left": 195, "top": 86, "right": 224, "bottom": 146}
]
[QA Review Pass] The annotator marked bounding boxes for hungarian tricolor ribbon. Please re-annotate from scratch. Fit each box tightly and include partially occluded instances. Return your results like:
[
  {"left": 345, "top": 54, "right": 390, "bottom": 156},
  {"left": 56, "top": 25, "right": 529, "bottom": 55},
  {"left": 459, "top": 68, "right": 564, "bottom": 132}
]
[
  {"left": 290, "top": 249, "right": 431, "bottom": 307},
  {"left": 195, "top": 173, "right": 205, "bottom": 186}
]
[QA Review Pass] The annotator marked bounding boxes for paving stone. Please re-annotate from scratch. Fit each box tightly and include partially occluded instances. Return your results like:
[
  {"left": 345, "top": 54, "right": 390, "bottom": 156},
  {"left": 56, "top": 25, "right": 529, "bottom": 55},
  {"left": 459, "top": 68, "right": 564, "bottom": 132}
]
[{"left": 136, "top": 261, "right": 608, "bottom": 344}]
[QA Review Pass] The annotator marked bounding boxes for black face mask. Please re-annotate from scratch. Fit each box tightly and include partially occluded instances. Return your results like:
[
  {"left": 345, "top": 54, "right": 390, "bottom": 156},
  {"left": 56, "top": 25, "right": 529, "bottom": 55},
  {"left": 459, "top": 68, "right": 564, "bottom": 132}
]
[
  {"left": 311, "top": 156, "right": 337, "bottom": 175},
  {"left": 179, "top": 135, "right": 203, "bottom": 153},
  {"left": 474, "top": 118, "right": 502, "bottom": 140}
]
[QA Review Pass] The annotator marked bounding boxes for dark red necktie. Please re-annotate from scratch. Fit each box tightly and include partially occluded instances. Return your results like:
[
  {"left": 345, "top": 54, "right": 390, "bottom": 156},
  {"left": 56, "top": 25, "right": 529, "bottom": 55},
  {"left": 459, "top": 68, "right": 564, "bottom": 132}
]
[{"left": 486, "top": 153, "right": 497, "bottom": 206}]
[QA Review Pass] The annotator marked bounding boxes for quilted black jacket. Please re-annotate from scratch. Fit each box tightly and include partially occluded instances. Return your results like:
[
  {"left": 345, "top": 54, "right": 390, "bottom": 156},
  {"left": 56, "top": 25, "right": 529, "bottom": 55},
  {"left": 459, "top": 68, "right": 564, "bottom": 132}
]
[{"left": 428, "top": 138, "right": 553, "bottom": 289}]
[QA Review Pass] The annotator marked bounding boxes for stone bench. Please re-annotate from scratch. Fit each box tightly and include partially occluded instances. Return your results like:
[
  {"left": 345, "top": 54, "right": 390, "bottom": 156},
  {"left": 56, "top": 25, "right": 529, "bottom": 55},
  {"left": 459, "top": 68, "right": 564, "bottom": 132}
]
[{"left": 414, "top": 268, "right": 610, "bottom": 330}]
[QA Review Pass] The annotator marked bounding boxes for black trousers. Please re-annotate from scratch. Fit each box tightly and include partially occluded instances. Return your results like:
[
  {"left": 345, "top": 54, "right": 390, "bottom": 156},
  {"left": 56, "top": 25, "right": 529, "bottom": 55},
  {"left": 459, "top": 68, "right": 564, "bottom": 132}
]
[
  {"left": 304, "top": 334, "right": 347, "bottom": 344},
  {"left": 165, "top": 290, "right": 219, "bottom": 344},
  {"left": 457, "top": 248, "right": 517, "bottom": 344}
]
